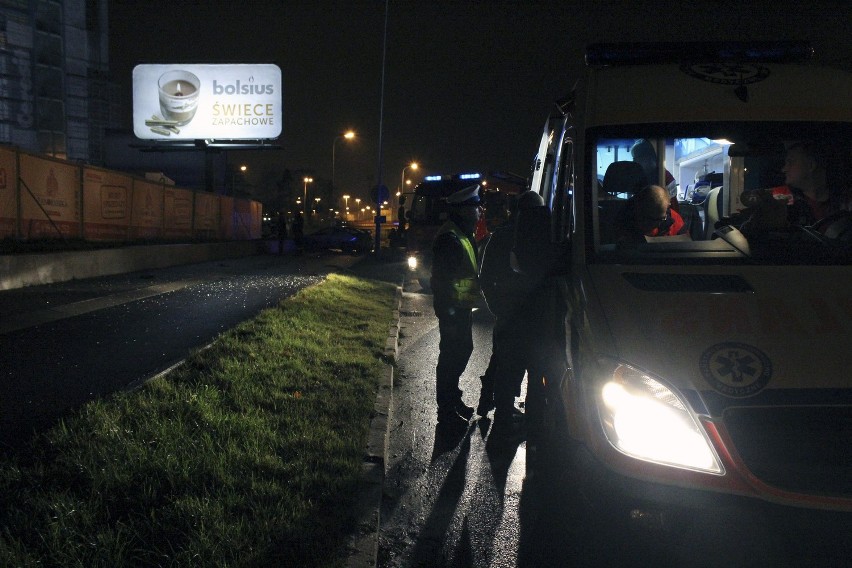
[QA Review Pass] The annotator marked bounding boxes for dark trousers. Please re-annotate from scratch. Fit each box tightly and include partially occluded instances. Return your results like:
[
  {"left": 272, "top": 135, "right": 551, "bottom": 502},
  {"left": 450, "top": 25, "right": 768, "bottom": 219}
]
[
  {"left": 487, "top": 308, "right": 537, "bottom": 415},
  {"left": 435, "top": 307, "right": 473, "bottom": 410},
  {"left": 492, "top": 317, "right": 529, "bottom": 412}
]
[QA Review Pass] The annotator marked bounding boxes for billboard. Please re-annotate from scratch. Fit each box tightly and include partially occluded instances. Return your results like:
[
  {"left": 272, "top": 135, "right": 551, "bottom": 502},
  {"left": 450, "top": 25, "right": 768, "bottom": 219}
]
[{"left": 132, "top": 64, "right": 282, "bottom": 141}]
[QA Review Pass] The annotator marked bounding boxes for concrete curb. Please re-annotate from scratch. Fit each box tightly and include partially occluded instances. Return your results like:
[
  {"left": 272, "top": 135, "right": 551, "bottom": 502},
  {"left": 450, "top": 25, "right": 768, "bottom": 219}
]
[
  {"left": 0, "top": 241, "right": 262, "bottom": 291},
  {"left": 346, "top": 284, "right": 402, "bottom": 567}
]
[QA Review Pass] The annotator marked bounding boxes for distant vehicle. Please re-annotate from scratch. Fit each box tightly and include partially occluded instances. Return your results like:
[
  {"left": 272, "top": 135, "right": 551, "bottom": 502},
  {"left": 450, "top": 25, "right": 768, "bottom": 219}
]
[
  {"left": 302, "top": 225, "right": 372, "bottom": 254},
  {"left": 404, "top": 171, "right": 525, "bottom": 288},
  {"left": 519, "top": 41, "right": 852, "bottom": 560}
]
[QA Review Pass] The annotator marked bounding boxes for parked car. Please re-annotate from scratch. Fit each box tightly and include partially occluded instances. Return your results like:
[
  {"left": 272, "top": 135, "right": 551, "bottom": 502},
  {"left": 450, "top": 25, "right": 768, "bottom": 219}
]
[{"left": 302, "top": 225, "right": 372, "bottom": 254}]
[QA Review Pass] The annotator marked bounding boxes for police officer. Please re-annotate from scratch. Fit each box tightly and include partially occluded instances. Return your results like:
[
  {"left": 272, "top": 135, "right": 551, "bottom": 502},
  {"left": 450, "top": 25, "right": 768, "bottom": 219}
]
[
  {"left": 431, "top": 184, "right": 482, "bottom": 427},
  {"left": 477, "top": 190, "right": 544, "bottom": 433}
]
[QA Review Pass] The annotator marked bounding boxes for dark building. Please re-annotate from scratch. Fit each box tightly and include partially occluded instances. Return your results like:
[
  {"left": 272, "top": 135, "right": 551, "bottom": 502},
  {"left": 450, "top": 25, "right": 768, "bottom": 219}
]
[{"left": 0, "top": 0, "right": 119, "bottom": 164}]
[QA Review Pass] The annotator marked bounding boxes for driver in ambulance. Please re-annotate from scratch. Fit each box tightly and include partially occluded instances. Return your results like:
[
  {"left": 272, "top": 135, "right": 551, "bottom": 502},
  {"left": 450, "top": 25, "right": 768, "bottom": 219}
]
[{"left": 735, "top": 140, "right": 852, "bottom": 237}]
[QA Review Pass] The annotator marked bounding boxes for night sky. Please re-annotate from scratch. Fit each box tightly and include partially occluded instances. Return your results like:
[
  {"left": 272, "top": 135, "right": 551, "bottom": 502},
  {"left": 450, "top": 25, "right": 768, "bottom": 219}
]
[{"left": 108, "top": 0, "right": 851, "bottom": 205}]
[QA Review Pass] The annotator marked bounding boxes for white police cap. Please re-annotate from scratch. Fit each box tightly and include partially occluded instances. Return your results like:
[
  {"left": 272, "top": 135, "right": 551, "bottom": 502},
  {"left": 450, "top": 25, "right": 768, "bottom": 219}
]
[{"left": 446, "top": 184, "right": 480, "bottom": 205}]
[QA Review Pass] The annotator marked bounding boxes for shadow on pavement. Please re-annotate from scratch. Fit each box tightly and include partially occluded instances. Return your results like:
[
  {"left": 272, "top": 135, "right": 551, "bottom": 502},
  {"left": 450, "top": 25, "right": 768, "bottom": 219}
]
[{"left": 410, "top": 433, "right": 473, "bottom": 567}]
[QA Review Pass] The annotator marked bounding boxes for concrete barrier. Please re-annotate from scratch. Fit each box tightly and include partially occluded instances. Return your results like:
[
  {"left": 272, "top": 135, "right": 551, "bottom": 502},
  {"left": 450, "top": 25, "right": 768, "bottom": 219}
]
[{"left": 0, "top": 241, "right": 262, "bottom": 290}]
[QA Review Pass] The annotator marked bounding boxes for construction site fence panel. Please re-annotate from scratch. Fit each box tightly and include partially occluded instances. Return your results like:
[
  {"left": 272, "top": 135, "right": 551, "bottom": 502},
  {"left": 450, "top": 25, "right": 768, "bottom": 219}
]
[{"left": 0, "top": 145, "right": 262, "bottom": 243}]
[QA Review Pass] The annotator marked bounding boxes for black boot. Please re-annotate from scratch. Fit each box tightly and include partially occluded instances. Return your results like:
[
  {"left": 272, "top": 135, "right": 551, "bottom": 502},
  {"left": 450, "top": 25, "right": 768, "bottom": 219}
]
[{"left": 476, "top": 375, "right": 495, "bottom": 416}]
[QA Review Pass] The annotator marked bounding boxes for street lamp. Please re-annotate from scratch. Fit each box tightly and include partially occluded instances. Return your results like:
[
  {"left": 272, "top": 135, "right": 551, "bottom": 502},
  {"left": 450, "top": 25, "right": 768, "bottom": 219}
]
[
  {"left": 303, "top": 177, "right": 313, "bottom": 216},
  {"left": 399, "top": 162, "right": 418, "bottom": 223},
  {"left": 332, "top": 130, "right": 356, "bottom": 197},
  {"left": 400, "top": 162, "right": 418, "bottom": 195},
  {"left": 342, "top": 194, "right": 350, "bottom": 220}
]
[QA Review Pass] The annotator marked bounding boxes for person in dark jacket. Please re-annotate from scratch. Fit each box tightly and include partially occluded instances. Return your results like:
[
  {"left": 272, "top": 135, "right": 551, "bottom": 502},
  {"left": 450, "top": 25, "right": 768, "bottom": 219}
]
[
  {"left": 631, "top": 139, "right": 678, "bottom": 198},
  {"left": 736, "top": 140, "right": 852, "bottom": 235},
  {"left": 477, "top": 190, "right": 545, "bottom": 433},
  {"left": 431, "top": 184, "right": 483, "bottom": 427}
]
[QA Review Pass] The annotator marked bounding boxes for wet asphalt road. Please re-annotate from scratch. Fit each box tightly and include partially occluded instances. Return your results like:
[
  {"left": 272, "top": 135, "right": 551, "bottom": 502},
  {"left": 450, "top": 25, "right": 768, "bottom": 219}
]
[
  {"left": 0, "top": 252, "right": 361, "bottom": 443},
  {"left": 379, "top": 291, "right": 502, "bottom": 567},
  {"left": 378, "top": 288, "right": 597, "bottom": 568}
]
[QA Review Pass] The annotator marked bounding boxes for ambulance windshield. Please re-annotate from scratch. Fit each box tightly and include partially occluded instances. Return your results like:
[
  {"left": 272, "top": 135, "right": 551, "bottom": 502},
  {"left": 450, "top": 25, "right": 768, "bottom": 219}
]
[{"left": 591, "top": 121, "right": 852, "bottom": 265}]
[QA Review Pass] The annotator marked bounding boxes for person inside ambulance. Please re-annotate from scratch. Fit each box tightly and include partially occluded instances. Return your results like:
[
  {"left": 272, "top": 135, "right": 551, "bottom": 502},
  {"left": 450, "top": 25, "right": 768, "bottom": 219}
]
[
  {"left": 615, "top": 184, "right": 688, "bottom": 244},
  {"left": 630, "top": 139, "right": 678, "bottom": 198},
  {"left": 733, "top": 140, "right": 852, "bottom": 239},
  {"left": 780, "top": 140, "right": 852, "bottom": 224}
]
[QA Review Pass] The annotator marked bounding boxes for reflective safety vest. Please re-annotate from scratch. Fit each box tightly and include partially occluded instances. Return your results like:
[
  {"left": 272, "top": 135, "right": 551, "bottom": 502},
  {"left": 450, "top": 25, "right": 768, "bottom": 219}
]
[{"left": 437, "top": 221, "right": 481, "bottom": 306}]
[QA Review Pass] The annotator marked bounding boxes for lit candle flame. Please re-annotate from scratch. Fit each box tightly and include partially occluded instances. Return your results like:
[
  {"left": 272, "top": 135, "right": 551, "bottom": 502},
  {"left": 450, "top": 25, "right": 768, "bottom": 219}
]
[{"left": 176, "top": 81, "right": 182, "bottom": 96}]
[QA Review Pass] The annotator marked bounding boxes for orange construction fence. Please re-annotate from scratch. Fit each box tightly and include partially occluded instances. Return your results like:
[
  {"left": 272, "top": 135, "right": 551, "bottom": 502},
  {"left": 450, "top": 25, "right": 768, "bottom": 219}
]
[{"left": 0, "top": 145, "right": 262, "bottom": 242}]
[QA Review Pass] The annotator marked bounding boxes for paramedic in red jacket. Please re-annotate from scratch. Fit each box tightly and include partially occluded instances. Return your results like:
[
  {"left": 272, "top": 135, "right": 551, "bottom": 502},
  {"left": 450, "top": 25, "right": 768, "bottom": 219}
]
[{"left": 616, "top": 184, "right": 687, "bottom": 243}]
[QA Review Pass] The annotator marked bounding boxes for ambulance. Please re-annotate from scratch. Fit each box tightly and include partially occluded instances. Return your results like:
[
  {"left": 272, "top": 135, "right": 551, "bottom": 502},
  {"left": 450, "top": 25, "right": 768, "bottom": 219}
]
[{"left": 522, "top": 42, "right": 852, "bottom": 557}]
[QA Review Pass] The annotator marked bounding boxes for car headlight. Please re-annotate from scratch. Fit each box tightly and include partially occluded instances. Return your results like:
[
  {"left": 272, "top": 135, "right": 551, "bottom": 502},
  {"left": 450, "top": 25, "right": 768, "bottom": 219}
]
[{"left": 597, "top": 361, "right": 724, "bottom": 475}]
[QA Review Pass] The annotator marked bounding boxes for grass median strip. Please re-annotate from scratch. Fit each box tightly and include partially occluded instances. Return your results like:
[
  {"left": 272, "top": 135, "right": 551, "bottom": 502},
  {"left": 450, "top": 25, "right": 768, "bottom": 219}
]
[{"left": 0, "top": 273, "right": 397, "bottom": 567}]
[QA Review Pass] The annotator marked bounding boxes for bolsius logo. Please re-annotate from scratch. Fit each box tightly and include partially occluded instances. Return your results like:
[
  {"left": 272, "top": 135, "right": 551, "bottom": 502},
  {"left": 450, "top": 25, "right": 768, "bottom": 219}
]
[{"left": 212, "top": 76, "right": 275, "bottom": 96}]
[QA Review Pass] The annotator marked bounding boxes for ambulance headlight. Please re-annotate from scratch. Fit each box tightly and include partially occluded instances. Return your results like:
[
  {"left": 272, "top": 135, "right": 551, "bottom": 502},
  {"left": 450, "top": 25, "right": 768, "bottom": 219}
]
[
  {"left": 597, "top": 362, "right": 723, "bottom": 475},
  {"left": 407, "top": 255, "right": 418, "bottom": 270}
]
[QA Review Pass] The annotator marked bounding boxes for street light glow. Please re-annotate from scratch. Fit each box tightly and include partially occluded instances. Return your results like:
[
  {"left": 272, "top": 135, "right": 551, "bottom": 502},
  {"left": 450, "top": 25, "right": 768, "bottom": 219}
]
[
  {"left": 303, "top": 177, "right": 314, "bottom": 216},
  {"left": 399, "top": 161, "right": 420, "bottom": 223},
  {"left": 401, "top": 161, "right": 419, "bottom": 190},
  {"left": 332, "top": 130, "right": 357, "bottom": 198}
]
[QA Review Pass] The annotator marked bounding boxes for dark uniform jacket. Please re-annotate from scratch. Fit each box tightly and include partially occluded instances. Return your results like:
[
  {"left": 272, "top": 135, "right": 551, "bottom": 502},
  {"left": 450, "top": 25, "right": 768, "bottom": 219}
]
[{"left": 478, "top": 224, "right": 538, "bottom": 319}]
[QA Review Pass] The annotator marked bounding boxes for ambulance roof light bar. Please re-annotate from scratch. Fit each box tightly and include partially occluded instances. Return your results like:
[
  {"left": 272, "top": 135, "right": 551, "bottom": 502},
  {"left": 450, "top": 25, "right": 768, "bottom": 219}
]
[{"left": 585, "top": 41, "right": 814, "bottom": 67}]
